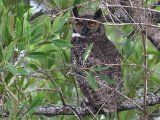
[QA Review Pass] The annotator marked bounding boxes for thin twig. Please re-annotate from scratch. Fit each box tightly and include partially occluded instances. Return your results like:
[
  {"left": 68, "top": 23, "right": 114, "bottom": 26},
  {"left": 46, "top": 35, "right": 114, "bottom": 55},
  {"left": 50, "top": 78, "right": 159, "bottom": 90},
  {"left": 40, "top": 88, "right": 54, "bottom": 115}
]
[
  {"left": 39, "top": 70, "right": 83, "bottom": 119},
  {"left": 154, "top": 88, "right": 160, "bottom": 95},
  {"left": 141, "top": 28, "right": 148, "bottom": 118}
]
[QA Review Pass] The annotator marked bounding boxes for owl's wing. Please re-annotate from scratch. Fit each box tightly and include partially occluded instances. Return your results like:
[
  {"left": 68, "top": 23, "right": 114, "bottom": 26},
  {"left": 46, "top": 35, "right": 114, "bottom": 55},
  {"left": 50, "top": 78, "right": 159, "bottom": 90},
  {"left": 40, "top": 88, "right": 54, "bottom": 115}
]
[
  {"left": 71, "top": 36, "right": 122, "bottom": 112},
  {"left": 84, "top": 39, "right": 122, "bottom": 112}
]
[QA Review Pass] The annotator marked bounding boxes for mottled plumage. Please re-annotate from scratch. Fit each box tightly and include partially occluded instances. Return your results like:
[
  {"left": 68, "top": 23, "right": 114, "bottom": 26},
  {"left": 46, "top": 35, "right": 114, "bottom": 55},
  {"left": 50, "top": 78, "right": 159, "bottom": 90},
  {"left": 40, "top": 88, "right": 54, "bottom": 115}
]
[{"left": 71, "top": 7, "right": 122, "bottom": 112}]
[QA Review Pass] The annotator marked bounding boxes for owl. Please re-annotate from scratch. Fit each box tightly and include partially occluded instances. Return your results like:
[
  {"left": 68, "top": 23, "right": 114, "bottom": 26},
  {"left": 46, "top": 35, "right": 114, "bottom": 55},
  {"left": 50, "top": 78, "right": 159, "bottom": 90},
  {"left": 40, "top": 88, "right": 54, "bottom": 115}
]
[{"left": 71, "top": 7, "right": 122, "bottom": 112}]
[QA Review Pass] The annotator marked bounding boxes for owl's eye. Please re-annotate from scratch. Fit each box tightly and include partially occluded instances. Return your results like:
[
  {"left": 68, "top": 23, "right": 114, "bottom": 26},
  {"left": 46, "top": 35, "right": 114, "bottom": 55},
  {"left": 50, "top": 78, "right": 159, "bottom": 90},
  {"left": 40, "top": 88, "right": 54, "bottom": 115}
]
[
  {"left": 76, "top": 22, "right": 82, "bottom": 27},
  {"left": 88, "top": 21, "right": 96, "bottom": 27}
]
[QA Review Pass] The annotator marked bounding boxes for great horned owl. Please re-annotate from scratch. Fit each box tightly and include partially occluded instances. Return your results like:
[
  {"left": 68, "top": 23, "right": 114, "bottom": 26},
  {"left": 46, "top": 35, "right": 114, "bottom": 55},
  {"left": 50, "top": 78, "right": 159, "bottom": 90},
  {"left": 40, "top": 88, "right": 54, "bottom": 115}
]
[{"left": 71, "top": 7, "right": 122, "bottom": 112}]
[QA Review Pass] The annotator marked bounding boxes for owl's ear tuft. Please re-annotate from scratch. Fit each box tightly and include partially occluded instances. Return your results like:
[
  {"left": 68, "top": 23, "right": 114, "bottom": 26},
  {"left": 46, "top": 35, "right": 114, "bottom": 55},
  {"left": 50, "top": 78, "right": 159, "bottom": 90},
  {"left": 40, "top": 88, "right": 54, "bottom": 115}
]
[
  {"left": 93, "top": 8, "right": 102, "bottom": 19},
  {"left": 72, "top": 6, "right": 79, "bottom": 17}
]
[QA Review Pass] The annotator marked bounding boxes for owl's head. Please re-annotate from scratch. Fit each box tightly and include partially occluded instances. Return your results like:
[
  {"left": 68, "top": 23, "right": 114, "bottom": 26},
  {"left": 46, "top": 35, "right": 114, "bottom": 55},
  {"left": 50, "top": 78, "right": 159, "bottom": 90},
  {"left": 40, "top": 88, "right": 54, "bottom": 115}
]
[{"left": 72, "top": 7, "right": 104, "bottom": 36}]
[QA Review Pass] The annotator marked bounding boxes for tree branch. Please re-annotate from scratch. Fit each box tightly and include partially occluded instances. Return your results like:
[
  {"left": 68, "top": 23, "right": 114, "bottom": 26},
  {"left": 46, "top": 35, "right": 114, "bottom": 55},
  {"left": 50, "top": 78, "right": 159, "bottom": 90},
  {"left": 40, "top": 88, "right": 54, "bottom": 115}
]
[
  {"left": 34, "top": 95, "right": 160, "bottom": 117},
  {"left": 102, "top": 0, "right": 160, "bottom": 50}
]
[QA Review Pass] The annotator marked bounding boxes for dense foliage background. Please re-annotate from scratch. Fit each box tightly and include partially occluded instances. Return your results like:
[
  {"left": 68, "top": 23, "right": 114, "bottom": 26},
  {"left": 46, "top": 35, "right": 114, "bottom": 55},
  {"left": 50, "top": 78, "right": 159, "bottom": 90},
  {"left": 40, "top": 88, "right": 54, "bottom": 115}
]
[{"left": 0, "top": 0, "right": 160, "bottom": 119}]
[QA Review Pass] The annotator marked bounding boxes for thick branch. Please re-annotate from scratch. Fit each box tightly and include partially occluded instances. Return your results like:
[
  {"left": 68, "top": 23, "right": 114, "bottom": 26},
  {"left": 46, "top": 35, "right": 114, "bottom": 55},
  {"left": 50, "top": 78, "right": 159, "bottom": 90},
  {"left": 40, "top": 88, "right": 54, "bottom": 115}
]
[{"left": 34, "top": 95, "right": 160, "bottom": 117}]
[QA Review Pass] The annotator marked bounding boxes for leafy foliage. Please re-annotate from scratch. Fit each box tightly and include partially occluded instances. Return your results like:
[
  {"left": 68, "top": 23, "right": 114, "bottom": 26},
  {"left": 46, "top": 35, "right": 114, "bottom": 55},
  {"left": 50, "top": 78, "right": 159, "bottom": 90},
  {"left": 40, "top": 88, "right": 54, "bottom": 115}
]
[{"left": 0, "top": 0, "right": 160, "bottom": 120}]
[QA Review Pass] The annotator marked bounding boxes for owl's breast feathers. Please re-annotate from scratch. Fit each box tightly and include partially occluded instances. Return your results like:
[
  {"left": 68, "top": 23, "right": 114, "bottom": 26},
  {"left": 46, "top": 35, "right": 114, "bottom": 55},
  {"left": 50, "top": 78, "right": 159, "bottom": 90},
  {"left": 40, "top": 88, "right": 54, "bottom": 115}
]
[{"left": 71, "top": 35, "right": 122, "bottom": 112}]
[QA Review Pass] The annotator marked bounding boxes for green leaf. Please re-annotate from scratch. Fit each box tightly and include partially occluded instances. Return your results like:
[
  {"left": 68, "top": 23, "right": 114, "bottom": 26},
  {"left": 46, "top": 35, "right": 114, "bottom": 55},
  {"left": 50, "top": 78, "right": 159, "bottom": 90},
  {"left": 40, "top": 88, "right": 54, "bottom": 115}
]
[
  {"left": 24, "top": 94, "right": 44, "bottom": 116},
  {"left": 30, "top": 25, "right": 42, "bottom": 44},
  {"left": 53, "top": 39, "right": 73, "bottom": 48},
  {"left": 62, "top": 49, "right": 70, "bottom": 63},
  {"left": 0, "top": 44, "right": 2, "bottom": 62},
  {"left": 74, "top": 0, "right": 80, "bottom": 5},
  {"left": 93, "top": 65, "right": 110, "bottom": 72},
  {"left": 151, "top": 76, "right": 160, "bottom": 84},
  {"left": 6, "top": 87, "right": 19, "bottom": 118},
  {"left": 86, "top": 71, "right": 98, "bottom": 91},
  {"left": 6, "top": 63, "right": 28, "bottom": 75},
  {"left": 4, "top": 72, "right": 13, "bottom": 84},
  {"left": 3, "top": 42, "right": 14, "bottom": 62},
  {"left": 52, "top": 11, "right": 70, "bottom": 34},
  {"left": 99, "top": 74, "right": 116, "bottom": 85},
  {"left": 0, "top": 84, "right": 4, "bottom": 94},
  {"left": 17, "top": 68, "right": 28, "bottom": 75},
  {"left": 0, "top": 10, "right": 4, "bottom": 23},
  {"left": 119, "top": 111, "right": 127, "bottom": 120},
  {"left": 26, "top": 52, "right": 47, "bottom": 59},
  {"left": 2, "top": 0, "right": 9, "bottom": 7},
  {"left": 25, "top": 99, "right": 42, "bottom": 115},
  {"left": 83, "top": 43, "right": 93, "bottom": 63},
  {"left": 3, "top": 24, "right": 12, "bottom": 44},
  {"left": 45, "top": 0, "right": 56, "bottom": 8},
  {"left": 6, "top": 63, "right": 19, "bottom": 75},
  {"left": 122, "top": 38, "right": 135, "bottom": 59},
  {"left": 16, "top": 18, "right": 23, "bottom": 37},
  {"left": 28, "top": 63, "right": 39, "bottom": 70}
]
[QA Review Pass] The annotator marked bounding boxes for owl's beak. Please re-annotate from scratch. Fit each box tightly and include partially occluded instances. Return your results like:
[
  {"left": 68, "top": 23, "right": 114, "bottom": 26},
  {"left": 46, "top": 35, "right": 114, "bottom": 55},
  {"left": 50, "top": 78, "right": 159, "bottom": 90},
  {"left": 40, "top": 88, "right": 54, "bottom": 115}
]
[{"left": 81, "top": 27, "right": 89, "bottom": 36}]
